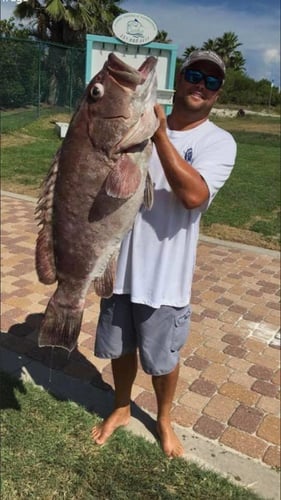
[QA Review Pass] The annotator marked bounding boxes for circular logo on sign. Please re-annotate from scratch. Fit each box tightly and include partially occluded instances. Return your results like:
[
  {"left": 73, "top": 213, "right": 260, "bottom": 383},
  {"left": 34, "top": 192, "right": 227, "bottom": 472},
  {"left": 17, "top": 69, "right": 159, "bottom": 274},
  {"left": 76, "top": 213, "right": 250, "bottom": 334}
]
[{"left": 112, "top": 13, "right": 158, "bottom": 46}]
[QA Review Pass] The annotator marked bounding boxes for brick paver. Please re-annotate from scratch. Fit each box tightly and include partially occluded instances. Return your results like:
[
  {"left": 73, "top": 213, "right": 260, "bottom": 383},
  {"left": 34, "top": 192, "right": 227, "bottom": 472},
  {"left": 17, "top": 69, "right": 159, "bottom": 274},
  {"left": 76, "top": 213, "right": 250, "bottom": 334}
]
[
  {"left": 203, "top": 394, "right": 239, "bottom": 422},
  {"left": 193, "top": 415, "right": 225, "bottom": 439},
  {"left": 248, "top": 364, "right": 274, "bottom": 381},
  {"left": 228, "top": 405, "right": 264, "bottom": 433},
  {"left": 189, "top": 378, "right": 217, "bottom": 397},
  {"left": 257, "top": 415, "right": 281, "bottom": 446},
  {"left": 263, "top": 446, "right": 281, "bottom": 468},
  {"left": 1, "top": 192, "right": 280, "bottom": 468},
  {"left": 220, "top": 427, "right": 268, "bottom": 459}
]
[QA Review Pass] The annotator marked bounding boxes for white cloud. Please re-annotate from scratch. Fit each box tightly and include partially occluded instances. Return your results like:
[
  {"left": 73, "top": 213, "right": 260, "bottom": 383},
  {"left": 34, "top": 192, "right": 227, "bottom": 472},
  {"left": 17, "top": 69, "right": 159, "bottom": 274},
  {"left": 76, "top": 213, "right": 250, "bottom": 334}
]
[{"left": 263, "top": 48, "right": 280, "bottom": 65}]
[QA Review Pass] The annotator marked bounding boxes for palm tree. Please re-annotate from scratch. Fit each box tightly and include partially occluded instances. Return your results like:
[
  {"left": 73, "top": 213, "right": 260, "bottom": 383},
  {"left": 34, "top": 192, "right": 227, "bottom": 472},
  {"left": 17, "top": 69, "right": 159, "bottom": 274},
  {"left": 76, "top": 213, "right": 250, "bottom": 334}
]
[
  {"left": 13, "top": 0, "right": 125, "bottom": 107},
  {"left": 215, "top": 32, "right": 243, "bottom": 69},
  {"left": 14, "top": 0, "right": 125, "bottom": 45},
  {"left": 82, "top": 0, "right": 125, "bottom": 36},
  {"left": 182, "top": 45, "right": 199, "bottom": 58},
  {"left": 202, "top": 38, "right": 219, "bottom": 52},
  {"left": 228, "top": 50, "right": 246, "bottom": 72},
  {"left": 182, "top": 32, "right": 245, "bottom": 72},
  {"left": 155, "top": 30, "right": 172, "bottom": 44}
]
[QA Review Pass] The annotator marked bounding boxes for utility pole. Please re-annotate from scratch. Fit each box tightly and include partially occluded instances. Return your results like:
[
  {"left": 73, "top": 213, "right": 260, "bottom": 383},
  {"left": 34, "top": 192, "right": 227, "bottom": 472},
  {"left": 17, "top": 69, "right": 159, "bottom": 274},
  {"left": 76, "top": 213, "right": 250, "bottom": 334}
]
[{"left": 268, "top": 80, "right": 274, "bottom": 109}]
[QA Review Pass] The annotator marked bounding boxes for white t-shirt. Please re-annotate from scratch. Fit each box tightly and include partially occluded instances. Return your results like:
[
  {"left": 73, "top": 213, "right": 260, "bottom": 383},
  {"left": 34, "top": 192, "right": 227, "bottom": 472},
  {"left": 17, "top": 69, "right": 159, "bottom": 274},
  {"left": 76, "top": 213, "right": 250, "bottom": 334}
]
[{"left": 113, "top": 119, "right": 237, "bottom": 308}]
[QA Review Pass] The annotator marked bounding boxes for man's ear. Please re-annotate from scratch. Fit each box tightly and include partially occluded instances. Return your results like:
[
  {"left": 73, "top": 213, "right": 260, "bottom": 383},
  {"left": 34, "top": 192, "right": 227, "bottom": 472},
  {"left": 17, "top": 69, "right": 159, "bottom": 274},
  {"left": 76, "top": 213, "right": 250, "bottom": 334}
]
[{"left": 214, "top": 89, "right": 221, "bottom": 102}]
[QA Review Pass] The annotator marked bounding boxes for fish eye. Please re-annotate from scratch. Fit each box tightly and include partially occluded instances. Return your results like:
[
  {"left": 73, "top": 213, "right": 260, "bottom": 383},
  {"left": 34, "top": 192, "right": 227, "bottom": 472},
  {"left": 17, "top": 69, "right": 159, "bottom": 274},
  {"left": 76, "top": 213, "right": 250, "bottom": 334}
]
[{"left": 90, "top": 83, "right": 104, "bottom": 100}]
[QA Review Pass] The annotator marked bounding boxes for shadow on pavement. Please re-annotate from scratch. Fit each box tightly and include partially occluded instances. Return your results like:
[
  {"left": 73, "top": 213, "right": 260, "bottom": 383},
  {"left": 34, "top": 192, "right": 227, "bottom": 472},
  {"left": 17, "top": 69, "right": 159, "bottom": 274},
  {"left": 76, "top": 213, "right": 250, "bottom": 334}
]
[{"left": 0, "top": 313, "right": 157, "bottom": 439}]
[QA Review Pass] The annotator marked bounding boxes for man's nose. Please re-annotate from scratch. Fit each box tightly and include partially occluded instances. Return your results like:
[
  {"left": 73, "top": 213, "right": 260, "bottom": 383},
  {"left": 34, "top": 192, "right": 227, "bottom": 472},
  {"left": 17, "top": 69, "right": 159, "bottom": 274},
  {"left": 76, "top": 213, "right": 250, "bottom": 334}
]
[{"left": 195, "top": 79, "right": 205, "bottom": 89}]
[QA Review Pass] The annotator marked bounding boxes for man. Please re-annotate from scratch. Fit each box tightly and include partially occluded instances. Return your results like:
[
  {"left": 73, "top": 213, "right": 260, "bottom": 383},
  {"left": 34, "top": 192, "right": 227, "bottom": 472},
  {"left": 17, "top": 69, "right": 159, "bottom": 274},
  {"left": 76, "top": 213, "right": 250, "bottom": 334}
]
[{"left": 92, "top": 50, "right": 237, "bottom": 458}]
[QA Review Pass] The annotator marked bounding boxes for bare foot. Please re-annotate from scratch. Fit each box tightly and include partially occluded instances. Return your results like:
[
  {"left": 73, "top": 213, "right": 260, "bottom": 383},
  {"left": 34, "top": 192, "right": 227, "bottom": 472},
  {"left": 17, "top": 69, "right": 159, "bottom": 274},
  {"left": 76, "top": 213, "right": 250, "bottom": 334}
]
[
  {"left": 156, "top": 419, "right": 184, "bottom": 458},
  {"left": 91, "top": 407, "right": 130, "bottom": 445}
]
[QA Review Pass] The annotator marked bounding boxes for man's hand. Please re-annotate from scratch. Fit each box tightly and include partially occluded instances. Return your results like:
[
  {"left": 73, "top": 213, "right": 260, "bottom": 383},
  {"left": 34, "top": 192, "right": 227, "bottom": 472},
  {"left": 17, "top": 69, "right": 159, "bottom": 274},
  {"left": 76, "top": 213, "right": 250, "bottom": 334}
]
[{"left": 152, "top": 104, "right": 167, "bottom": 142}]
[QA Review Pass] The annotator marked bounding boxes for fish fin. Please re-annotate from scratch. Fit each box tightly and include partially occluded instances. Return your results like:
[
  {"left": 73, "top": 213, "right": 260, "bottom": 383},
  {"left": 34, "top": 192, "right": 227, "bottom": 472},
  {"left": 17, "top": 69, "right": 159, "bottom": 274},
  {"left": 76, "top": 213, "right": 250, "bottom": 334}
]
[
  {"left": 143, "top": 171, "right": 154, "bottom": 210},
  {"left": 94, "top": 256, "right": 117, "bottom": 298},
  {"left": 38, "top": 298, "right": 83, "bottom": 352},
  {"left": 105, "top": 154, "right": 141, "bottom": 199},
  {"left": 35, "top": 227, "right": 56, "bottom": 284},
  {"left": 35, "top": 149, "right": 60, "bottom": 284}
]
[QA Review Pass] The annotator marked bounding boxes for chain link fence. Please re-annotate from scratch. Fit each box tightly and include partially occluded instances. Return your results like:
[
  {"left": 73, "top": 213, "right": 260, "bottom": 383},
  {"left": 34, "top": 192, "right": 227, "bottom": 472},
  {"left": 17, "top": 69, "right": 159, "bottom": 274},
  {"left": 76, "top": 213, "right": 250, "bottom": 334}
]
[{"left": 0, "top": 37, "right": 85, "bottom": 132}]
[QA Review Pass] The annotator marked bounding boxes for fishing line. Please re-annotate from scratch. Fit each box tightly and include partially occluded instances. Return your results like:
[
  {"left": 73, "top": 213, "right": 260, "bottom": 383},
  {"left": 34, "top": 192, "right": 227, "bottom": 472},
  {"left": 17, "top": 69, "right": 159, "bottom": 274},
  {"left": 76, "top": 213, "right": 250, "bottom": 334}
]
[{"left": 48, "top": 346, "right": 55, "bottom": 384}]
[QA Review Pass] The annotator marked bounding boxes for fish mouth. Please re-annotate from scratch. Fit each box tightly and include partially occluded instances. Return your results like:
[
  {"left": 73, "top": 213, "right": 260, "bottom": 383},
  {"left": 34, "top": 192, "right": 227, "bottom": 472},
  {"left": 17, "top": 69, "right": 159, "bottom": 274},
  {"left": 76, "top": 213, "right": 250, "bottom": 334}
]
[
  {"left": 104, "top": 53, "right": 158, "bottom": 153},
  {"left": 106, "top": 52, "right": 157, "bottom": 90}
]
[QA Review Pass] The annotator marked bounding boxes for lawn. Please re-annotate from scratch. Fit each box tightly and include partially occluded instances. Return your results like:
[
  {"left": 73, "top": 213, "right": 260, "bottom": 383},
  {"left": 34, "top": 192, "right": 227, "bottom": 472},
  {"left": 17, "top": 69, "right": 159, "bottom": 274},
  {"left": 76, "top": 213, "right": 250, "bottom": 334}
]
[
  {"left": 0, "top": 109, "right": 280, "bottom": 249},
  {"left": 201, "top": 130, "right": 280, "bottom": 249},
  {"left": 0, "top": 106, "right": 72, "bottom": 134},
  {"left": 1, "top": 371, "right": 262, "bottom": 500}
]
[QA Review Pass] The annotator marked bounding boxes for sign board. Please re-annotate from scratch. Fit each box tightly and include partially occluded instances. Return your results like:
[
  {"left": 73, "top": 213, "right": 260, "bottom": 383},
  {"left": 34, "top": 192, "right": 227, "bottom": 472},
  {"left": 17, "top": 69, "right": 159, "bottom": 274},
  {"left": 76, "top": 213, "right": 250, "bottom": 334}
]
[
  {"left": 112, "top": 13, "right": 158, "bottom": 46},
  {"left": 85, "top": 34, "right": 177, "bottom": 112}
]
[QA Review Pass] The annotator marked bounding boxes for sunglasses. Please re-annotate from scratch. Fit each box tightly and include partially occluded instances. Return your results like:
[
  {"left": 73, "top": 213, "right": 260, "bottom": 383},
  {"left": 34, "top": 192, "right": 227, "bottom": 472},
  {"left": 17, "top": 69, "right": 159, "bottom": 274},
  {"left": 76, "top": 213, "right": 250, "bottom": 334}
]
[{"left": 183, "top": 68, "right": 222, "bottom": 91}]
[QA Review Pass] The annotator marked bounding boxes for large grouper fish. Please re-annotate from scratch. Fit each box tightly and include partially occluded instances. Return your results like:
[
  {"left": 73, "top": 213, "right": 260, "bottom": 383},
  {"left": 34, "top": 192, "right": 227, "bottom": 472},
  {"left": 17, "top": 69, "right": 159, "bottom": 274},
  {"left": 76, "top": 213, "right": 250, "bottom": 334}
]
[{"left": 35, "top": 52, "right": 159, "bottom": 352}]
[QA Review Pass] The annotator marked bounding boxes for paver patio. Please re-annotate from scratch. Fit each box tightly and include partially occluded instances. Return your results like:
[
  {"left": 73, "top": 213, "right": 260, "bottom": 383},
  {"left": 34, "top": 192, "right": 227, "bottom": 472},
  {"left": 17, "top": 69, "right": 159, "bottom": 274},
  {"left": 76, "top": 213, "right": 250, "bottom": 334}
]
[{"left": 1, "top": 192, "right": 280, "bottom": 468}]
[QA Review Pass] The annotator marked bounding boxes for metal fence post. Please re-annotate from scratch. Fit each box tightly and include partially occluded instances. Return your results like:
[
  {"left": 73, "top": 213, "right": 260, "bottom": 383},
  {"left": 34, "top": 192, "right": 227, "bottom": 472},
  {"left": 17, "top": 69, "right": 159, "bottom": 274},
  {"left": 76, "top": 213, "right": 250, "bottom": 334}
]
[
  {"left": 69, "top": 47, "right": 73, "bottom": 111},
  {"left": 37, "top": 41, "right": 41, "bottom": 118}
]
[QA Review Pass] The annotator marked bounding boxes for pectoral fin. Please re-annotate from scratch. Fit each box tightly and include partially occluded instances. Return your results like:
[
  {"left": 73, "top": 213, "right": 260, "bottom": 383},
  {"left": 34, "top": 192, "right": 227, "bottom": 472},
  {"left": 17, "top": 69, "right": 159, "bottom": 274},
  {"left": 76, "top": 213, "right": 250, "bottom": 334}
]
[
  {"left": 94, "top": 256, "right": 117, "bottom": 298},
  {"left": 105, "top": 154, "right": 141, "bottom": 199}
]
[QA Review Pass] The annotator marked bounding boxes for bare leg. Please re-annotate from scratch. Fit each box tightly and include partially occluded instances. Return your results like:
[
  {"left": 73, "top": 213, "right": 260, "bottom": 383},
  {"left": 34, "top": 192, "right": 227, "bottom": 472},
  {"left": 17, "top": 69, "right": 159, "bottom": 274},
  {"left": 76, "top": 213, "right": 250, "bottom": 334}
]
[
  {"left": 152, "top": 363, "right": 184, "bottom": 458},
  {"left": 92, "top": 351, "right": 137, "bottom": 445}
]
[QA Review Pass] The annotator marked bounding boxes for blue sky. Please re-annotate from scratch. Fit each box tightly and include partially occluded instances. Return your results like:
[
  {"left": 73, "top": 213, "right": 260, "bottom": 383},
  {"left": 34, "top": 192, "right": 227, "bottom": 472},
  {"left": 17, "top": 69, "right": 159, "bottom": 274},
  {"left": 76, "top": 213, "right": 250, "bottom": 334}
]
[
  {"left": 1, "top": 0, "right": 280, "bottom": 87},
  {"left": 121, "top": 0, "right": 280, "bottom": 87}
]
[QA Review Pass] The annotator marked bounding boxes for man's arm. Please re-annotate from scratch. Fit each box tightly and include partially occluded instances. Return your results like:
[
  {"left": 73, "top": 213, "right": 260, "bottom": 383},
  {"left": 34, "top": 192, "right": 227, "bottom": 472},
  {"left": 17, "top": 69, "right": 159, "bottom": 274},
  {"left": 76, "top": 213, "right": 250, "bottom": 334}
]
[{"left": 152, "top": 104, "right": 209, "bottom": 209}]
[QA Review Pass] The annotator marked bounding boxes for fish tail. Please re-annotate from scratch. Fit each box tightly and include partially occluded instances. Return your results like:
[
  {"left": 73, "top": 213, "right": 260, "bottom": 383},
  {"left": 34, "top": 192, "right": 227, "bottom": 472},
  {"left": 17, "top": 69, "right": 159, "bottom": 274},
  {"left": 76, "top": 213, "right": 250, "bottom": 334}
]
[{"left": 38, "top": 298, "right": 84, "bottom": 352}]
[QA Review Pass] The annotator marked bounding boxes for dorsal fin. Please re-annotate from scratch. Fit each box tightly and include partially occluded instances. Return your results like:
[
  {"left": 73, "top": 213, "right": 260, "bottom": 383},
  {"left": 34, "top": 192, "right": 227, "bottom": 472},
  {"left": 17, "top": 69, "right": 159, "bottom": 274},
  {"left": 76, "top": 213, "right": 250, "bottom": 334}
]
[{"left": 35, "top": 148, "right": 61, "bottom": 284}]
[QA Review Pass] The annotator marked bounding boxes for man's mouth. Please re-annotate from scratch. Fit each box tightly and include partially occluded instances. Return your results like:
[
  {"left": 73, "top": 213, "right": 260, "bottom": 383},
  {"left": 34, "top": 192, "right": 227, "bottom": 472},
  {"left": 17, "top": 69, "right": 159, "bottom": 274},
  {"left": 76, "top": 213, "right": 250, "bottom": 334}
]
[{"left": 190, "top": 91, "right": 204, "bottom": 100}]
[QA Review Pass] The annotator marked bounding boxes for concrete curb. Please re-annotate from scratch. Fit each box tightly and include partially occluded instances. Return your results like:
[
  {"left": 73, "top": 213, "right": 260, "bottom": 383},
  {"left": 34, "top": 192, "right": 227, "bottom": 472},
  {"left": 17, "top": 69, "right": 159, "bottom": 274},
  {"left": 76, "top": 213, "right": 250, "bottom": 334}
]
[
  {"left": 1, "top": 347, "right": 280, "bottom": 500},
  {"left": 1, "top": 190, "right": 279, "bottom": 258}
]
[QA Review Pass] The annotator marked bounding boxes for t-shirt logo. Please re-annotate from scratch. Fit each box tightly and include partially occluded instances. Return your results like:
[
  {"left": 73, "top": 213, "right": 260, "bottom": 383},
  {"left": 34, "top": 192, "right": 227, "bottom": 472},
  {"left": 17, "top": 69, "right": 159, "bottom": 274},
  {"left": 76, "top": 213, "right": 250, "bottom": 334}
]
[{"left": 184, "top": 147, "right": 193, "bottom": 163}]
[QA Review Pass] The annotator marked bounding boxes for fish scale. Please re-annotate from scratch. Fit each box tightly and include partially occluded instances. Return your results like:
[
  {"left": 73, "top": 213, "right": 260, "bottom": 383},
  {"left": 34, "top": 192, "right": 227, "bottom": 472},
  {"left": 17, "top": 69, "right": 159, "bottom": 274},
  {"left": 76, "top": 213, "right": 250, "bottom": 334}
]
[{"left": 35, "top": 52, "right": 159, "bottom": 352}]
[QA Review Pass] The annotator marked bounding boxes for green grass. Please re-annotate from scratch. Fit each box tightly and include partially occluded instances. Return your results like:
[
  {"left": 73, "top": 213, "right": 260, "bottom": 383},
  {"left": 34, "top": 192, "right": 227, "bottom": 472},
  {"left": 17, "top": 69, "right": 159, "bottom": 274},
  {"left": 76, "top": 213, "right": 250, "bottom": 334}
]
[
  {"left": 1, "top": 111, "right": 280, "bottom": 247},
  {"left": 1, "top": 116, "right": 61, "bottom": 189},
  {"left": 1, "top": 108, "right": 39, "bottom": 133},
  {"left": 231, "top": 131, "right": 280, "bottom": 146},
  {"left": 1, "top": 107, "right": 72, "bottom": 134},
  {"left": 1, "top": 141, "right": 59, "bottom": 187},
  {"left": 201, "top": 135, "right": 280, "bottom": 237},
  {"left": 1, "top": 371, "right": 262, "bottom": 500}
]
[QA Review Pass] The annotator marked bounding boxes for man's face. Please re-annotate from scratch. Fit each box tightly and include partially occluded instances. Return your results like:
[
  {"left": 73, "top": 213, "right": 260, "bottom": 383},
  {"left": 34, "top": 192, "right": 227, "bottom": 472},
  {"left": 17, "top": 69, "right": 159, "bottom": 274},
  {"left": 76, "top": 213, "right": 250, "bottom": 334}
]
[{"left": 175, "top": 61, "right": 223, "bottom": 115}]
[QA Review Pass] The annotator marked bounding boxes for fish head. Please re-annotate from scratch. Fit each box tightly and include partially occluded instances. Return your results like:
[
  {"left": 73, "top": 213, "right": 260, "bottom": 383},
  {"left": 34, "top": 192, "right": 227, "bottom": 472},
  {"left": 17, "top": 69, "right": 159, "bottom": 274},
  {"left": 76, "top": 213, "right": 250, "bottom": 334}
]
[{"left": 84, "top": 53, "right": 159, "bottom": 153}]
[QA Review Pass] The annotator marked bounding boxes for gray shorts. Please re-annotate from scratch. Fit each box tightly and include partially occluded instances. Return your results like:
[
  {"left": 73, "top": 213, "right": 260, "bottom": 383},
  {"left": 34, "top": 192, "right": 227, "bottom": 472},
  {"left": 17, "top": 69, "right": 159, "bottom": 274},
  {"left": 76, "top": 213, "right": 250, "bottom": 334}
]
[{"left": 94, "top": 294, "right": 191, "bottom": 376}]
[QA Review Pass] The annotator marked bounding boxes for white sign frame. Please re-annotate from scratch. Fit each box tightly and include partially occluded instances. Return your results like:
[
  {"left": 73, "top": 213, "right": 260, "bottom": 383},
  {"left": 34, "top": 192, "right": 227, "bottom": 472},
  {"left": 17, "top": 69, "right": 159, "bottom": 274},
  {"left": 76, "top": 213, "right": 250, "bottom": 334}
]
[
  {"left": 112, "top": 13, "right": 158, "bottom": 46},
  {"left": 85, "top": 34, "right": 178, "bottom": 111}
]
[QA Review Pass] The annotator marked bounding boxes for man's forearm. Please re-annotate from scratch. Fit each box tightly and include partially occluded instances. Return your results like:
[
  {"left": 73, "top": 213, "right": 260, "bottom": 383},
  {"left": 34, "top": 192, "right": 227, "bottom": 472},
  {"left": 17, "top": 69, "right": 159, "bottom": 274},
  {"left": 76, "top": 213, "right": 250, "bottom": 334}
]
[{"left": 153, "top": 132, "right": 210, "bottom": 209}]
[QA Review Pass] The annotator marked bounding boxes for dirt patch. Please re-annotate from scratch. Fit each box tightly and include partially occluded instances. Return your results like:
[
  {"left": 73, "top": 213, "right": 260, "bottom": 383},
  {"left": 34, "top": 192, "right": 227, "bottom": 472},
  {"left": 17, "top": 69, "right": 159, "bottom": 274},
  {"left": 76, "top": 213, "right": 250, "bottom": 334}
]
[
  {"left": 43, "top": 114, "right": 71, "bottom": 130},
  {"left": 1, "top": 133, "right": 37, "bottom": 147},
  {"left": 1, "top": 182, "right": 41, "bottom": 198},
  {"left": 1, "top": 113, "right": 71, "bottom": 147},
  {"left": 219, "top": 121, "right": 280, "bottom": 135},
  {"left": 202, "top": 223, "right": 280, "bottom": 251},
  {"left": 211, "top": 109, "right": 280, "bottom": 135}
]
